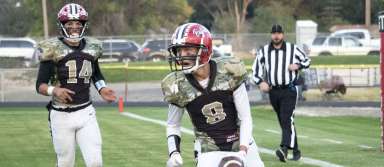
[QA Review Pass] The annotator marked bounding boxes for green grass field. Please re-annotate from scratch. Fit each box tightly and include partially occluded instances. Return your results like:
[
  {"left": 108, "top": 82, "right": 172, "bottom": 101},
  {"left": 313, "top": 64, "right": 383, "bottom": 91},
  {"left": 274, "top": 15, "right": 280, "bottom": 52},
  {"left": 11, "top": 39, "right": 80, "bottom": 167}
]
[
  {"left": 0, "top": 106, "right": 383, "bottom": 167},
  {"left": 100, "top": 56, "right": 379, "bottom": 83}
]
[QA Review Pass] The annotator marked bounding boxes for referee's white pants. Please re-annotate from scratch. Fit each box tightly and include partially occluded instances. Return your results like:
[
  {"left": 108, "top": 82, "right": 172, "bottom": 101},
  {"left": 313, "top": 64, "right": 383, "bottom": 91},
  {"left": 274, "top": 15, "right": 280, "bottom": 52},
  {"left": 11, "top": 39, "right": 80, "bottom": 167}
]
[{"left": 49, "top": 105, "right": 102, "bottom": 167}]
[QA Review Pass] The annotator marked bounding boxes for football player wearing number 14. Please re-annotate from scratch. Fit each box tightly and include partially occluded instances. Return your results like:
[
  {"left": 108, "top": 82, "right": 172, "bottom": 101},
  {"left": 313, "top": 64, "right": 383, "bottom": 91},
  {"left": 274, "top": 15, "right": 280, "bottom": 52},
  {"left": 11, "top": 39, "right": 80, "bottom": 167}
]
[
  {"left": 35, "top": 3, "right": 116, "bottom": 167},
  {"left": 161, "top": 23, "right": 264, "bottom": 167}
]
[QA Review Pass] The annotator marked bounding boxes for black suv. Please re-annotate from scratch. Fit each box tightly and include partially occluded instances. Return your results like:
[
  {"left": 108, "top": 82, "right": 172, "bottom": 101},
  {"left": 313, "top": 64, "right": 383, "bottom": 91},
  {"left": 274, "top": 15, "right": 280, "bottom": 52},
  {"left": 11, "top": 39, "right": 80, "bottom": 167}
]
[
  {"left": 140, "top": 39, "right": 170, "bottom": 62},
  {"left": 101, "top": 39, "right": 140, "bottom": 62}
]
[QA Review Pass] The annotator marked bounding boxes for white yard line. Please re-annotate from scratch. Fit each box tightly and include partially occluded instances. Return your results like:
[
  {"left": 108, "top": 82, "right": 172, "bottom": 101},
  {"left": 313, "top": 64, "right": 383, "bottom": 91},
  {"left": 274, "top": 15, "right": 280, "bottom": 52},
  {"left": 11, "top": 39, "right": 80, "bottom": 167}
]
[
  {"left": 264, "top": 129, "right": 280, "bottom": 134},
  {"left": 265, "top": 128, "right": 375, "bottom": 152},
  {"left": 121, "top": 112, "right": 344, "bottom": 167},
  {"left": 264, "top": 129, "right": 308, "bottom": 138},
  {"left": 358, "top": 145, "right": 374, "bottom": 149},
  {"left": 299, "top": 135, "right": 309, "bottom": 138},
  {"left": 321, "top": 138, "right": 344, "bottom": 144}
]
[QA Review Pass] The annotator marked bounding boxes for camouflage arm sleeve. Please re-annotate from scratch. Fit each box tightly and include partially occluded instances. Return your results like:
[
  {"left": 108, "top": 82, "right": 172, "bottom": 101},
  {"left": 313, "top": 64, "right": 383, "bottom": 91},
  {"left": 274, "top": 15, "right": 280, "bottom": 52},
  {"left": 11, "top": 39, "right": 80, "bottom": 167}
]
[
  {"left": 37, "top": 42, "right": 56, "bottom": 62},
  {"left": 223, "top": 58, "right": 248, "bottom": 90},
  {"left": 161, "top": 73, "right": 185, "bottom": 107}
]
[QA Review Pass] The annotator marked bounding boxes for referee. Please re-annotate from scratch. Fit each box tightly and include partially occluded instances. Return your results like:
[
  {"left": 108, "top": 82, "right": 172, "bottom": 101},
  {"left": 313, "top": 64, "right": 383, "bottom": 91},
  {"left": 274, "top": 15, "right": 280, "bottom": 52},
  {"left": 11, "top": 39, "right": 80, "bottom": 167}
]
[{"left": 252, "top": 24, "right": 310, "bottom": 162}]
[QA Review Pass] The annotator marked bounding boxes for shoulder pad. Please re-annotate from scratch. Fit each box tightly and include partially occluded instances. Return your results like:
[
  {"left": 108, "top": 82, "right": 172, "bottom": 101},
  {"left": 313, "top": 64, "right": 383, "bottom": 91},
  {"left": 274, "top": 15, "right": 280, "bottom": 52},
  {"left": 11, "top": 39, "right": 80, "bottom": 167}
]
[
  {"left": 161, "top": 72, "right": 189, "bottom": 107},
  {"left": 215, "top": 57, "right": 247, "bottom": 89},
  {"left": 37, "top": 38, "right": 61, "bottom": 62},
  {"left": 84, "top": 37, "right": 103, "bottom": 59}
]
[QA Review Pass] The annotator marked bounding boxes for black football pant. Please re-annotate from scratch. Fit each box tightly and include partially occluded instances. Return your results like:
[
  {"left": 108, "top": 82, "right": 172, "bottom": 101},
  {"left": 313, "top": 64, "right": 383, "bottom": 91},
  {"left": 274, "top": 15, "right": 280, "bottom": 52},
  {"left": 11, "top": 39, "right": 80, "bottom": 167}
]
[{"left": 269, "top": 86, "right": 299, "bottom": 150}]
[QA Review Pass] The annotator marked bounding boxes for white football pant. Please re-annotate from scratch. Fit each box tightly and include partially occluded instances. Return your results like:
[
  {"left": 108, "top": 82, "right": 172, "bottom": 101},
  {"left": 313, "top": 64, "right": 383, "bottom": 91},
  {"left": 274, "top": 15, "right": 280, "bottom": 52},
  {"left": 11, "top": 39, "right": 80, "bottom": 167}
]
[{"left": 49, "top": 105, "right": 102, "bottom": 167}]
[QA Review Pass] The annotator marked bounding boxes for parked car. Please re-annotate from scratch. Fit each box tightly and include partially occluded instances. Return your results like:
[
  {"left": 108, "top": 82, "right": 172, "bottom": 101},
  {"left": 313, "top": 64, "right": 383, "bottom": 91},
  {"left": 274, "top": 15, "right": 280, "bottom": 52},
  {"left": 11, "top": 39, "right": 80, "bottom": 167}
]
[
  {"left": 140, "top": 39, "right": 228, "bottom": 61},
  {"left": 212, "top": 38, "right": 233, "bottom": 57},
  {"left": 212, "top": 46, "right": 227, "bottom": 58},
  {"left": 330, "top": 28, "right": 380, "bottom": 49},
  {"left": 101, "top": 39, "right": 140, "bottom": 62},
  {"left": 0, "top": 38, "right": 37, "bottom": 67},
  {"left": 140, "top": 39, "right": 170, "bottom": 62},
  {"left": 309, "top": 35, "right": 379, "bottom": 56}
]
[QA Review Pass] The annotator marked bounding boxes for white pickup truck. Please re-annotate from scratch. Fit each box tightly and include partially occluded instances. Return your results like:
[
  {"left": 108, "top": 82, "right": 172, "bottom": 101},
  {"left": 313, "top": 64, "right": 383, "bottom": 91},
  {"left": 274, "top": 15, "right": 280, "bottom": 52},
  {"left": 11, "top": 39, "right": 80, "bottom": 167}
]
[
  {"left": 330, "top": 28, "right": 380, "bottom": 49},
  {"left": 309, "top": 35, "right": 379, "bottom": 57}
]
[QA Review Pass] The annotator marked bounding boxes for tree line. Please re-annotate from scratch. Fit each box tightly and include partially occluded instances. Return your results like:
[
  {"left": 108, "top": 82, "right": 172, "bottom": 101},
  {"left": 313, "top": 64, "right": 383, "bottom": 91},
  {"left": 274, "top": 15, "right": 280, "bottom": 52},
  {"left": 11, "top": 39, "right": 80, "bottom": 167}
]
[{"left": 0, "top": 0, "right": 383, "bottom": 37}]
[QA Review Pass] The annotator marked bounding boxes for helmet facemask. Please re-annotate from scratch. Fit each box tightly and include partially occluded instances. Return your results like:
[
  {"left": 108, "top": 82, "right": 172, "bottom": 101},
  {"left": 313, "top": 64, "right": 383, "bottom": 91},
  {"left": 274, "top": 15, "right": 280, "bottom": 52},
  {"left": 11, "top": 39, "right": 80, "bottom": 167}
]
[
  {"left": 59, "top": 20, "right": 87, "bottom": 43},
  {"left": 168, "top": 45, "right": 207, "bottom": 74}
]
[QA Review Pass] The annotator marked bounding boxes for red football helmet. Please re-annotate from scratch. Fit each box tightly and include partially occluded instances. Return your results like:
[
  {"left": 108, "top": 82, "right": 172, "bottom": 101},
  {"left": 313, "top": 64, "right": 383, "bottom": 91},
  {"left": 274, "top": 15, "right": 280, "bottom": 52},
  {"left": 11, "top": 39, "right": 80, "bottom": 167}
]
[
  {"left": 57, "top": 3, "right": 88, "bottom": 42},
  {"left": 168, "top": 23, "right": 213, "bottom": 73}
]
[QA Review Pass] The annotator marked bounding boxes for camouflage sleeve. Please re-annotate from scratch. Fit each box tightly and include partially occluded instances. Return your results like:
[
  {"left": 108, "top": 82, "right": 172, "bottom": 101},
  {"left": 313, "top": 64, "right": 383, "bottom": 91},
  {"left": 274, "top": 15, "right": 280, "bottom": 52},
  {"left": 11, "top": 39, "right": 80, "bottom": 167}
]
[
  {"left": 94, "top": 40, "right": 103, "bottom": 59},
  {"left": 38, "top": 39, "right": 57, "bottom": 62},
  {"left": 86, "top": 37, "right": 103, "bottom": 59},
  {"left": 223, "top": 57, "right": 248, "bottom": 90},
  {"left": 161, "top": 73, "right": 184, "bottom": 107}
]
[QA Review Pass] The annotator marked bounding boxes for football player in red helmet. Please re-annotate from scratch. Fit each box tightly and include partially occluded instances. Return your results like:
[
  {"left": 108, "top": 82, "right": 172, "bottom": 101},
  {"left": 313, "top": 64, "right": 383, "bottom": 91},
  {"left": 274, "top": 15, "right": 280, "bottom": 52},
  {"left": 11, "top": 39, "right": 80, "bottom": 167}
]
[
  {"left": 167, "top": 23, "right": 212, "bottom": 74},
  {"left": 57, "top": 3, "right": 89, "bottom": 43},
  {"left": 36, "top": 3, "right": 115, "bottom": 167},
  {"left": 162, "top": 23, "right": 264, "bottom": 167}
]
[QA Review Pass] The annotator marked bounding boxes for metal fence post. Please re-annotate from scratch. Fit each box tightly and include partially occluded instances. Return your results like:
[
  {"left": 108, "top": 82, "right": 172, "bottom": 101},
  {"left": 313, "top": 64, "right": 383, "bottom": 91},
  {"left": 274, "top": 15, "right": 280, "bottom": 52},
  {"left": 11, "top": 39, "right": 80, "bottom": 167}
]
[
  {"left": 367, "top": 67, "right": 370, "bottom": 86},
  {"left": 0, "top": 71, "right": 4, "bottom": 102},
  {"left": 349, "top": 67, "right": 352, "bottom": 87}
]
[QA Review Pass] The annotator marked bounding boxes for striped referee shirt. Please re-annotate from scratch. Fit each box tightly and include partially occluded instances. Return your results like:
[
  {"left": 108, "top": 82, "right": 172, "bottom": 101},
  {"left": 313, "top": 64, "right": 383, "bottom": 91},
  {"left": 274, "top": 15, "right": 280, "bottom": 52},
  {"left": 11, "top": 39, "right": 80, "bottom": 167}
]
[{"left": 252, "top": 41, "right": 310, "bottom": 86}]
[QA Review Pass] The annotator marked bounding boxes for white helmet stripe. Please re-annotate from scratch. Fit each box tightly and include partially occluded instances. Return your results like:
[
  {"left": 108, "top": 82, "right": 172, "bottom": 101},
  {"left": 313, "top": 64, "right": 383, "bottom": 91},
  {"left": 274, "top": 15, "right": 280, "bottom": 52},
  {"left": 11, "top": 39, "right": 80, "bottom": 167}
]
[
  {"left": 177, "top": 23, "right": 189, "bottom": 41},
  {"left": 70, "top": 4, "right": 75, "bottom": 15},
  {"left": 174, "top": 27, "right": 181, "bottom": 41},
  {"left": 74, "top": 4, "right": 78, "bottom": 15},
  {"left": 200, "top": 28, "right": 204, "bottom": 45}
]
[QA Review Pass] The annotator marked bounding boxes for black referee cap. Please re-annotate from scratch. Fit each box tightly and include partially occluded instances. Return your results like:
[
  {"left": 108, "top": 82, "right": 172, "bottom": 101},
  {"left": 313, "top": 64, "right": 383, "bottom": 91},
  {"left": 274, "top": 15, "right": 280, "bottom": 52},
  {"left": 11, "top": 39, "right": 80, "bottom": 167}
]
[{"left": 271, "top": 24, "right": 284, "bottom": 33}]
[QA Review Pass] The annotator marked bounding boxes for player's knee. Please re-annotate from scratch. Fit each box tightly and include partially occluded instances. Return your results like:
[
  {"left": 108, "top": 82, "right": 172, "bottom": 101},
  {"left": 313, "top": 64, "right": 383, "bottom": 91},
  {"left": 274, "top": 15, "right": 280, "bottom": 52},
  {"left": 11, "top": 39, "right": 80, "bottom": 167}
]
[{"left": 56, "top": 154, "right": 75, "bottom": 167}]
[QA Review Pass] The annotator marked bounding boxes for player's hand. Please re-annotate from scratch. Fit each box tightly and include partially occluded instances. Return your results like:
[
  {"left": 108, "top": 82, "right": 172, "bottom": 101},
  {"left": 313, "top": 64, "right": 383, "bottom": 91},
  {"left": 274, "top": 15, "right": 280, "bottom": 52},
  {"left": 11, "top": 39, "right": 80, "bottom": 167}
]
[
  {"left": 167, "top": 152, "right": 183, "bottom": 167},
  {"left": 100, "top": 87, "right": 116, "bottom": 103},
  {"left": 238, "top": 145, "right": 247, "bottom": 157},
  {"left": 259, "top": 81, "right": 270, "bottom": 93},
  {"left": 52, "top": 87, "right": 75, "bottom": 104},
  {"left": 288, "top": 64, "right": 300, "bottom": 71},
  {"left": 237, "top": 145, "right": 248, "bottom": 163}
]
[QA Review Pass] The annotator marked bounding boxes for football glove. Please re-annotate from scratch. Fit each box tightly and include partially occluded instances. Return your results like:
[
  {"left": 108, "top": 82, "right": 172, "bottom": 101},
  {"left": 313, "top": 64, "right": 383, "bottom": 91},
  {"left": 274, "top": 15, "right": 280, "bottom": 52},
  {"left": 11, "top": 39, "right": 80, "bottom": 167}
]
[{"left": 167, "top": 152, "right": 183, "bottom": 167}]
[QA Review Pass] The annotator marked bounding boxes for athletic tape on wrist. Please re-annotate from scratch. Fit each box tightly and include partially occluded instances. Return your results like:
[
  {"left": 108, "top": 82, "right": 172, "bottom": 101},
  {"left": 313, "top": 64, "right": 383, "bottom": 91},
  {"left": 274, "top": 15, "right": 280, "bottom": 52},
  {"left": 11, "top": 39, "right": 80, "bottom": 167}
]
[
  {"left": 47, "top": 86, "right": 55, "bottom": 96},
  {"left": 95, "top": 80, "right": 106, "bottom": 91}
]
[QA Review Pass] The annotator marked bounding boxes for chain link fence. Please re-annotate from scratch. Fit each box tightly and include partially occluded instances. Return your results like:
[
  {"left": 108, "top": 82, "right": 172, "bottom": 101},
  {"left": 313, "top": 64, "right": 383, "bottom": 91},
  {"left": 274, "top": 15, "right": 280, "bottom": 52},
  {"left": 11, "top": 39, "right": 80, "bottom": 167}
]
[
  {"left": 0, "top": 66, "right": 379, "bottom": 102},
  {"left": 0, "top": 33, "right": 311, "bottom": 67},
  {"left": 0, "top": 33, "right": 379, "bottom": 102}
]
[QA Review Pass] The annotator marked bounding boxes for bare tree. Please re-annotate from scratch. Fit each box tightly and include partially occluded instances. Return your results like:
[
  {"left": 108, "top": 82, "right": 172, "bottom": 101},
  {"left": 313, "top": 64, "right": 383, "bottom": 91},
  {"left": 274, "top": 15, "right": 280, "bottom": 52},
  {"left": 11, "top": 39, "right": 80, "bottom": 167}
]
[{"left": 195, "top": 0, "right": 251, "bottom": 34}]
